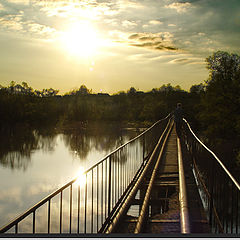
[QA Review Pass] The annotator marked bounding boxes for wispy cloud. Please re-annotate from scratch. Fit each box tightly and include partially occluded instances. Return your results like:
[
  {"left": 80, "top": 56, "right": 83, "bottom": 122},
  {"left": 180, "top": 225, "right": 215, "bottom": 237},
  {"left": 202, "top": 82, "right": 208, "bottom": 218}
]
[
  {"left": 165, "top": 2, "right": 194, "bottom": 13},
  {"left": 169, "top": 57, "right": 205, "bottom": 65},
  {"left": 128, "top": 32, "right": 178, "bottom": 51}
]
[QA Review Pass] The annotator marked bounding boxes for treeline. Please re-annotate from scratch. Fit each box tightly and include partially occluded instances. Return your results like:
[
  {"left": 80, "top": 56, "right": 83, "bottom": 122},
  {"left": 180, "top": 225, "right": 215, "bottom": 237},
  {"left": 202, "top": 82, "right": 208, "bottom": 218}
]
[{"left": 0, "top": 81, "right": 202, "bottom": 126}]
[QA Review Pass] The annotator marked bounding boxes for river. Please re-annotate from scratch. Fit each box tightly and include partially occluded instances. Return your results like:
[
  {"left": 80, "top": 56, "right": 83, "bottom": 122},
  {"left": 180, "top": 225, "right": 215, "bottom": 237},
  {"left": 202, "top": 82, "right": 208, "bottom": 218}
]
[{"left": 0, "top": 122, "right": 144, "bottom": 229}]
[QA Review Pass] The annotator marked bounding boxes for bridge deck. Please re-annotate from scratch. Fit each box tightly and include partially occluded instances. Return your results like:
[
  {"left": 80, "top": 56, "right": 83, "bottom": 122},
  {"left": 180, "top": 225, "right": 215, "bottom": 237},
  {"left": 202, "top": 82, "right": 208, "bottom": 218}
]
[{"left": 117, "top": 126, "right": 210, "bottom": 234}]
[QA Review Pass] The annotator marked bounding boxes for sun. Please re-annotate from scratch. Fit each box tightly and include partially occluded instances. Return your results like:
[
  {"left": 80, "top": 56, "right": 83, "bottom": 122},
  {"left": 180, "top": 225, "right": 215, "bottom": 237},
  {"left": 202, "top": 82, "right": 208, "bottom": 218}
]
[{"left": 60, "top": 21, "right": 99, "bottom": 58}]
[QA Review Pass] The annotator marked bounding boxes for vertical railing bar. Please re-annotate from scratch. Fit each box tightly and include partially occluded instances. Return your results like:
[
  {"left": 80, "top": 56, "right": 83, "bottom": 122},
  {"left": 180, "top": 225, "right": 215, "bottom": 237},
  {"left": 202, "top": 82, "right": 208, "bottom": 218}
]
[
  {"left": 118, "top": 151, "right": 120, "bottom": 200},
  {"left": 69, "top": 184, "right": 72, "bottom": 234},
  {"left": 126, "top": 145, "right": 128, "bottom": 187},
  {"left": 101, "top": 162, "right": 103, "bottom": 226},
  {"left": 216, "top": 175, "right": 220, "bottom": 229},
  {"left": 84, "top": 173, "right": 87, "bottom": 234},
  {"left": 108, "top": 156, "right": 112, "bottom": 216},
  {"left": 112, "top": 155, "right": 114, "bottom": 208},
  {"left": 231, "top": 182, "right": 234, "bottom": 234},
  {"left": 143, "top": 134, "right": 145, "bottom": 161},
  {"left": 124, "top": 146, "right": 126, "bottom": 190},
  {"left": 225, "top": 180, "right": 229, "bottom": 233},
  {"left": 33, "top": 210, "right": 35, "bottom": 234},
  {"left": 128, "top": 144, "right": 130, "bottom": 185},
  {"left": 15, "top": 223, "right": 18, "bottom": 234},
  {"left": 115, "top": 154, "right": 117, "bottom": 206},
  {"left": 60, "top": 190, "right": 63, "bottom": 234},
  {"left": 114, "top": 154, "right": 116, "bottom": 207},
  {"left": 128, "top": 144, "right": 130, "bottom": 186},
  {"left": 209, "top": 160, "right": 214, "bottom": 228},
  {"left": 105, "top": 159, "right": 107, "bottom": 220},
  {"left": 114, "top": 154, "right": 116, "bottom": 206},
  {"left": 77, "top": 184, "right": 80, "bottom": 234},
  {"left": 220, "top": 177, "right": 224, "bottom": 232},
  {"left": 48, "top": 199, "right": 51, "bottom": 234},
  {"left": 236, "top": 190, "right": 238, "bottom": 234},
  {"left": 129, "top": 144, "right": 131, "bottom": 186},
  {"left": 123, "top": 147, "right": 125, "bottom": 191},
  {"left": 120, "top": 150, "right": 122, "bottom": 196},
  {"left": 91, "top": 170, "right": 94, "bottom": 233},
  {"left": 97, "top": 165, "right": 99, "bottom": 232}
]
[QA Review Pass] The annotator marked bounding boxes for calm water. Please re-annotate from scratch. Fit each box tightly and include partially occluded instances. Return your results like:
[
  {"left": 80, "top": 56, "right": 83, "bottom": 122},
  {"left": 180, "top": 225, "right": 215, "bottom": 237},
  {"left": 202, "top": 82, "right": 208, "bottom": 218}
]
[{"left": 0, "top": 122, "right": 142, "bottom": 228}]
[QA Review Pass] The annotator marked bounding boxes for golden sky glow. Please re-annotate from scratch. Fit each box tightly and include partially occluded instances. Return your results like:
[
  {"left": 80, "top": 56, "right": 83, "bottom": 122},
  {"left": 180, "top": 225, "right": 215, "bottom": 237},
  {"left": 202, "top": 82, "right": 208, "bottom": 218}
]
[{"left": 0, "top": 0, "right": 239, "bottom": 93}]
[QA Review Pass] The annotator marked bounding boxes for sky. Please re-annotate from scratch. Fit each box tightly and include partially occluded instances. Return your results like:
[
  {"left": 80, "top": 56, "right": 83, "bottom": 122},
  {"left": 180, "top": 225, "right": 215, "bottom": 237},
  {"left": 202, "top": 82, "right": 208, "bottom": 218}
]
[{"left": 0, "top": 0, "right": 239, "bottom": 94}]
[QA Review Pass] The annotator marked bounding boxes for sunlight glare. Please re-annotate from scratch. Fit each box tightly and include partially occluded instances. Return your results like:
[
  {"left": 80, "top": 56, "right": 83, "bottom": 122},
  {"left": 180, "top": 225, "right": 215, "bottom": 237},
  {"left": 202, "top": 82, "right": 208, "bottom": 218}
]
[
  {"left": 75, "top": 167, "right": 86, "bottom": 187},
  {"left": 60, "top": 21, "right": 99, "bottom": 58}
]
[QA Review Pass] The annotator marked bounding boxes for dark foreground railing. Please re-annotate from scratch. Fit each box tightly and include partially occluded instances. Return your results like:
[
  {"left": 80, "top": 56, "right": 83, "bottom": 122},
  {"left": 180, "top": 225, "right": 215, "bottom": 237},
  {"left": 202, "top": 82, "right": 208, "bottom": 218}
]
[
  {"left": 0, "top": 115, "right": 170, "bottom": 234},
  {"left": 182, "top": 119, "right": 240, "bottom": 234}
]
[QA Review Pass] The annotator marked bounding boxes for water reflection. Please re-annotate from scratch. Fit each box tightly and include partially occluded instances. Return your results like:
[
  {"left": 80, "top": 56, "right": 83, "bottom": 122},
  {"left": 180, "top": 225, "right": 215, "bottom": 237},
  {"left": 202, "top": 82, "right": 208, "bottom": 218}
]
[
  {"left": 61, "top": 122, "right": 128, "bottom": 161},
  {"left": 0, "top": 122, "right": 142, "bottom": 228},
  {"left": 0, "top": 125, "right": 57, "bottom": 171},
  {"left": 75, "top": 167, "right": 86, "bottom": 188},
  {"left": 0, "top": 122, "right": 140, "bottom": 170}
]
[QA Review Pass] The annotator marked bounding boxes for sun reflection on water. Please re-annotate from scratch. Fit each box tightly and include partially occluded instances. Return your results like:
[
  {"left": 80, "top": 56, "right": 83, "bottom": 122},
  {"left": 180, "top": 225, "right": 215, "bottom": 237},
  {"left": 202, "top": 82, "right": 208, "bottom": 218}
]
[{"left": 75, "top": 167, "right": 86, "bottom": 188}]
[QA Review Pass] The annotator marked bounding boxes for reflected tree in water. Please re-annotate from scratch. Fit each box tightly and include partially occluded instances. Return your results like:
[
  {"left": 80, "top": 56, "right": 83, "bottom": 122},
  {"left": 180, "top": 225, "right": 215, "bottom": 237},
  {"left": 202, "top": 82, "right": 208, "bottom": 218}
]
[
  {"left": 0, "top": 125, "right": 58, "bottom": 171},
  {"left": 61, "top": 122, "right": 140, "bottom": 162}
]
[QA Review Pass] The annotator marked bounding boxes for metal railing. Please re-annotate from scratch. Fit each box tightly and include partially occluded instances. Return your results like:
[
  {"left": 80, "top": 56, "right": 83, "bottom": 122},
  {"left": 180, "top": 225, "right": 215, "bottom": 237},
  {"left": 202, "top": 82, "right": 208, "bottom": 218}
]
[
  {"left": 0, "top": 115, "right": 170, "bottom": 234},
  {"left": 182, "top": 118, "right": 240, "bottom": 234}
]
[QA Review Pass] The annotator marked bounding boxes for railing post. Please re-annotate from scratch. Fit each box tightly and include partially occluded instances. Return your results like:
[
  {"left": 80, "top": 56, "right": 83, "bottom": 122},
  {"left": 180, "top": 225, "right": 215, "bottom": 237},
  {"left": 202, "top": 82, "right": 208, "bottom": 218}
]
[
  {"left": 48, "top": 199, "right": 51, "bottom": 234},
  {"left": 142, "top": 134, "right": 145, "bottom": 162},
  {"left": 108, "top": 156, "right": 112, "bottom": 216},
  {"left": 60, "top": 191, "right": 63, "bottom": 234},
  {"left": 69, "top": 184, "right": 72, "bottom": 234},
  {"left": 33, "top": 211, "right": 35, "bottom": 234},
  {"left": 209, "top": 160, "right": 214, "bottom": 229}
]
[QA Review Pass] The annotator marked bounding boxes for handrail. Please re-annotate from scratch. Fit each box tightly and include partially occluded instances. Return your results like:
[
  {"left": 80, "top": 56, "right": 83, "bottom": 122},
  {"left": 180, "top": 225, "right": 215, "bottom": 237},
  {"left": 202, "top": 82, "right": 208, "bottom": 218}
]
[
  {"left": 134, "top": 120, "right": 173, "bottom": 233},
  {"left": 0, "top": 114, "right": 171, "bottom": 234},
  {"left": 177, "top": 137, "right": 190, "bottom": 234},
  {"left": 183, "top": 118, "right": 240, "bottom": 191}
]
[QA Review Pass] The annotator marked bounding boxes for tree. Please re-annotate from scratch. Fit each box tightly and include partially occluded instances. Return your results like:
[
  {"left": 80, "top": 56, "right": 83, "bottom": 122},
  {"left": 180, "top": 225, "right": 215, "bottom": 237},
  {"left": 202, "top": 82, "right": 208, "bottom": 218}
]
[
  {"left": 199, "top": 51, "right": 240, "bottom": 139},
  {"left": 127, "top": 87, "right": 137, "bottom": 95},
  {"left": 190, "top": 83, "right": 205, "bottom": 94},
  {"left": 77, "top": 85, "right": 91, "bottom": 95}
]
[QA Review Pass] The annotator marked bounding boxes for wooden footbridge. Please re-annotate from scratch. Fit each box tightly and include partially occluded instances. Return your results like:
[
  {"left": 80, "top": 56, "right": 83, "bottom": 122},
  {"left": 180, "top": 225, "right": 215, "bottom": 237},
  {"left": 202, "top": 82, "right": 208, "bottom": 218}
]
[{"left": 0, "top": 115, "right": 240, "bottom": 235}]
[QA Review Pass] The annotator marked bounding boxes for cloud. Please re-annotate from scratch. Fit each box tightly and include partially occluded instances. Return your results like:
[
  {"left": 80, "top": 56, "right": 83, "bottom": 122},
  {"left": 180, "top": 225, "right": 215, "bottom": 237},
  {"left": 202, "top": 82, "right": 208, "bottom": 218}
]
[
  {"left": 0, "top": 16, "right": 23, "bottom": 30},
  {"left": 117, "top": 0, "right": 144, "bottom": 10},
  {"left": 169, "top": 56, "right": 205, "bottom": 65},
  {"left": 149, "top": 20, "right": 163, "bottom": 25},
  {"left": 27, "top": 183, "right": 55, "bottom": 196},
  {"left": 0, "top": 187, "right": 21, "bottom": 204},
  {"left": 0, "top": 2, "right": 5, "bottom": 11},
  {"left": 7, "top": 0, "right": 30, "bottom": 5},
  {"left": 143, "top": 19, "right": 163, "bottom": 29},
  {"left": 165, "top": 2, "right": 193, "bottom": 13},
  {"left": 128, "top": 32, "right": 178, "bottom": 51},
  {"left": 122, "top": 20, "right": 137, "bottom": 28}
]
